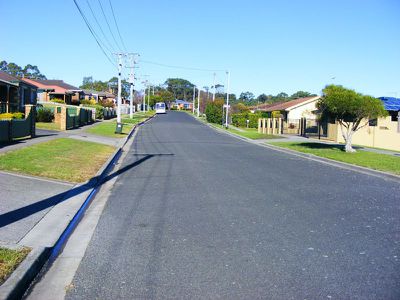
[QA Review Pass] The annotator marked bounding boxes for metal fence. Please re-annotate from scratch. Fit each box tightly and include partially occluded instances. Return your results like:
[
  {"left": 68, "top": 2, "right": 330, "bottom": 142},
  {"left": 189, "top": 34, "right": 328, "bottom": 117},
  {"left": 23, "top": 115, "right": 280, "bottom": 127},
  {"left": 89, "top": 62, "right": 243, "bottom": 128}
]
[{"left": 0, "top": 111, "right": 34, "bottom": 142}]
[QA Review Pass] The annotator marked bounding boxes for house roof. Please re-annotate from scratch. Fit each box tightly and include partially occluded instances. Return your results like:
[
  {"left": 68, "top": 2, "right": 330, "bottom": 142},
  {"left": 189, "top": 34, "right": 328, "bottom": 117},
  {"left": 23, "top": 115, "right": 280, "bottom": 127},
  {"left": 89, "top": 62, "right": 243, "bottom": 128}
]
[
  {"left": 174, "top": 99, "right": 191, "bottom": 105},
  {"left": 379, "top": 97, "right": 400, "bottom": 111},
  {"left": 34, "top": 80, "right": 81, "bottom": 91},
  {"left": 253, "top": 96, "right": 320, "bottom": 112},
  {"left": 21, "top": 78, "right": 84, "bottom": 94},
  {"left": 98, "top": 91, "right": 115, "bottom": 98},
  {"left": 0, "top": 71, "right": 19, "bottom": 86}
]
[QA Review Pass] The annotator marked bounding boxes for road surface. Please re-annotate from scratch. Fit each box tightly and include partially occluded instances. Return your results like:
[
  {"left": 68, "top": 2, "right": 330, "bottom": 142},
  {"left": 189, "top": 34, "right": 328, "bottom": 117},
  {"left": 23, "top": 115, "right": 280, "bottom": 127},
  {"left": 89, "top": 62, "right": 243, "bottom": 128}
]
[{"left": 66, "top": 111, "right": 399, "bottom": 299}]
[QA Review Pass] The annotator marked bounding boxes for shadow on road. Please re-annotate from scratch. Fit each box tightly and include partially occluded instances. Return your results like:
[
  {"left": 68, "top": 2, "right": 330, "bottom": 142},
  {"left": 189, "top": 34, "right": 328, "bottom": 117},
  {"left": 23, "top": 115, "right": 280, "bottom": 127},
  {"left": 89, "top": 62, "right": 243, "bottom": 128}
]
[{"left": 0, "top": 153, "right": 174, "bottom": 228}]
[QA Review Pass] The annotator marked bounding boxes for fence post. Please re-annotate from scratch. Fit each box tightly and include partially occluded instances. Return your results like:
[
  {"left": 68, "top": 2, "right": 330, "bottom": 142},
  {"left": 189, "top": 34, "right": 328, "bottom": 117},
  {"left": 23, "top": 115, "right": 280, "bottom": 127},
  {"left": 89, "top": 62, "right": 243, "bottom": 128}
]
[
  {"left": 262, "top": 118, "right": 266, "bottom": 134},
  {"left": 25, "top": 104, "right": 36, "bottom": 138},
  {"left": 7, "top": 120, "right": 12, "bottom": 142},
  {"left": 278, "top": 118, "right": 282, "bottom": 135},
  {"left": 258, "top": 118, "right": 262, "bottom": 133},
  {"left": 271, "top": 118, "right": 276, "bottom": 134},
  {"left": 61, "top": 106, "right": 67, "bottom": 130}
]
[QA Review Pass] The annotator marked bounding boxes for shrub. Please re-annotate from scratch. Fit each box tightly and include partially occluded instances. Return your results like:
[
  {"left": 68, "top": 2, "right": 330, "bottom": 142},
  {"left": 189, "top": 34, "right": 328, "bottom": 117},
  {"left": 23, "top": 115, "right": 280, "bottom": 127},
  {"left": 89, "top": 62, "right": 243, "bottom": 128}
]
[
  {"left": 81, "top": 98, "right": 97, "bottom": 106},
  {"left": 231, "top": 112, "right": 262, "bottom": 128},
  {"left": 37, "top": 108, "right": 54, "bottom": 122},
  {"left": 52, "top": 98, "right": 65, "bottom": 104},
  {"left": 0, "top": 113, "right": 14, "bottom": 120},
  {"left": 99, "top": 99, "right": 114, "bottom": 108},
  {"left": 81, "top": 104, "right": 103, "bottom": 119},
  {"left": 205, "top": 101, "right": 223, "bottom": 124},
  {"left": 12, "top": 112, "right": 25, "bottom": 119}
]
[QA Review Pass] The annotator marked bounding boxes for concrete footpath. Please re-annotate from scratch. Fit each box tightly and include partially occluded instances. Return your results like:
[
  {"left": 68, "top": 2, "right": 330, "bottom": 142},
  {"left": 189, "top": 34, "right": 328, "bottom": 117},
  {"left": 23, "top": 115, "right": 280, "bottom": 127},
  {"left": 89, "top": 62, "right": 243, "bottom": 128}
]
[{"left": 0, "top": 114, "right": 155, "bottom": 300}]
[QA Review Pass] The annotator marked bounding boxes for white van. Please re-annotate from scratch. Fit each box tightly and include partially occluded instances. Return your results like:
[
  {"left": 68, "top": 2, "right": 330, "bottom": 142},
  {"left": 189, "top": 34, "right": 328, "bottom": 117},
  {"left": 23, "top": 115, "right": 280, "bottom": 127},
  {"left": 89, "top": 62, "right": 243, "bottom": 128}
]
[{"left": 155, "top": 102, "right": 166, "bottom": 114}]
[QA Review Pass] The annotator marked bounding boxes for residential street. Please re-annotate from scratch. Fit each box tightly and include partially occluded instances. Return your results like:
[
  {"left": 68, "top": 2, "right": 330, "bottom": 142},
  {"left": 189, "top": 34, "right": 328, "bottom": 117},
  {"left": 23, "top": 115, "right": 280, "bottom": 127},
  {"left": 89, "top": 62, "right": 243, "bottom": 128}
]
[{"left": 64, "top": 111, "right": 399, "bottom": 299}]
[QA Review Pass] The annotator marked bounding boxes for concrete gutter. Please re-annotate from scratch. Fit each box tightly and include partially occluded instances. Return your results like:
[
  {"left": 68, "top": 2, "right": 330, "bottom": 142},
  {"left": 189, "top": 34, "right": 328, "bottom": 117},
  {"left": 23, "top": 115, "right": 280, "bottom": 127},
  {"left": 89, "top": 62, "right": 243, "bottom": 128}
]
[
  {"left": 202, "top": 119, "right": 400, "bottom": 184},
  {"left": 0, "top": 113, "right": 156, "bottom": 300}
]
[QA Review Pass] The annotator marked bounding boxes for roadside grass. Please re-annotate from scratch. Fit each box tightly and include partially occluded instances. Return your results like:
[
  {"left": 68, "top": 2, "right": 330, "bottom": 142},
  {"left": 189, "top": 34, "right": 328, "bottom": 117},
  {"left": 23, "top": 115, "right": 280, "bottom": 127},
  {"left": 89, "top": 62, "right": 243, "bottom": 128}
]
[
  {"left": 86, "top": 121, "right": 134, "bottom": 138},
  {"left": 87, "top": 112, "right": 154, "bottom": 138},
  {"left": 210, "top": 123, "right": 281, "bottom": 140},
  {"left": 0, "top": 138, "right": 115, "bottom": 182},
  {"left": 0, "top": 247, "right": 31, "bottom": 285},
  {"left": 270, "top": 142, "right": 400, "bottom": 175},
  {"left": 35, "top": 122, "right": 61, "bottom": 131}
]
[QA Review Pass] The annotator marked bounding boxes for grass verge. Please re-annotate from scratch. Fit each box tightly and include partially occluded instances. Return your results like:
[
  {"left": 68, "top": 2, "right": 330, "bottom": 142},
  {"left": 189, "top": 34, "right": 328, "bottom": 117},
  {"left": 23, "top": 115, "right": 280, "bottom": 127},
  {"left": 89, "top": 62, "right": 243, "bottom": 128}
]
[
  {"left": 270, "top": 142, "right": 400, "bottom": 175},
  {"left": 36, "top": 122, "right": 61, "bottom": 131},
  {"left": 0, "top": 247, "right": 31, "bottom": 285},
  {"left": 86, "top": 121, "right": 134, "bottom": 138},
  {"left": 87, "top": 111, "right": 154, "bottom": 138},
  {"left": 0, "top": 138, "right": 115, "bottom": 182}
]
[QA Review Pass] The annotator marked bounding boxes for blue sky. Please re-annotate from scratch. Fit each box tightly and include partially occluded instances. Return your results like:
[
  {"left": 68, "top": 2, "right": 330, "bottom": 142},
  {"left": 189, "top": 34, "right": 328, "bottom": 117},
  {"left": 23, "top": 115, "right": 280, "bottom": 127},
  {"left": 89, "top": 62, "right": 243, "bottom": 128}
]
[{"left": 1, "top": 0, "right": 399, "bottom": 98}]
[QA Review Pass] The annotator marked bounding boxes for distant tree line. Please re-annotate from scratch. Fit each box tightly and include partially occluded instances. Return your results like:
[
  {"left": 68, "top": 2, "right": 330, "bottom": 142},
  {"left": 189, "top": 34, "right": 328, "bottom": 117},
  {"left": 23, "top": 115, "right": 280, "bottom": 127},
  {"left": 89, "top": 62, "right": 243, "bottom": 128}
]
[
  {"left": 0, "top": 60, "right": 47, "bottom": 79},
  {"left": 235, "top": 90, "right": 317, "bottom": 106}
]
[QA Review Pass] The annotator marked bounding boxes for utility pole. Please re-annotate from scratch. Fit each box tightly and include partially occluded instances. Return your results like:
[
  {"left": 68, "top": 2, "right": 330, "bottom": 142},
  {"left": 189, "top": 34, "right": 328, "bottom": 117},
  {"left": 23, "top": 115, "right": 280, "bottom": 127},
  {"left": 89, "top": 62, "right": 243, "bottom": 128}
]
[
  {"left": 143, "top": 86, "right": 146, "bottom": 112},
  {"left": 128, "top": 53, "right": 139, "bottom": 118},
  {"left": 115, "top": 53, "right": 123, "bottom": 133},
  {"left": 212, "top": 72, "right": 216, "bottom": 102},
  {"left": 225, "top": 71, "right": 230, "bottom": 128},
  {"left": 148, "top": 84, "right": 151, "bottom": 111},
  {"left": 197, "top": 87, "right": 200, "bottom": 117},
  {"left": 192, "top": 86, "right": 196, "bottom": 114}
]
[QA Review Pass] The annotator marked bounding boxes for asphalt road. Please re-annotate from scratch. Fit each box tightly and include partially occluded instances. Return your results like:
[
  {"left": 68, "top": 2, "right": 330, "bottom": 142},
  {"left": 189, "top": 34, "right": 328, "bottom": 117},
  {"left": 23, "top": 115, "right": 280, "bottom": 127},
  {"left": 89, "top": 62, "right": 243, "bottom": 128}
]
[{"left": 66, "top": 111, "right": 400, "bottom": 299}]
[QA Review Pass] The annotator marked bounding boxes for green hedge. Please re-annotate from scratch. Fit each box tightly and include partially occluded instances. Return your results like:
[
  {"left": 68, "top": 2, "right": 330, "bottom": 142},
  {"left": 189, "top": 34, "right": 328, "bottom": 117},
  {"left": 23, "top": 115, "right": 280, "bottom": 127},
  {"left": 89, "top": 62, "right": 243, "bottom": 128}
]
[
  {"left": 82, "top": 104, "right": 103, "bottom": 119},
  {"left": 205, "top": 102, "right": 223, "bottom": 124},
  {"left": 37, "top": 108, "right": 54, "bottom": 122},
  {"left": 231, "top": 112, "right": 262, "bottom": 128}
]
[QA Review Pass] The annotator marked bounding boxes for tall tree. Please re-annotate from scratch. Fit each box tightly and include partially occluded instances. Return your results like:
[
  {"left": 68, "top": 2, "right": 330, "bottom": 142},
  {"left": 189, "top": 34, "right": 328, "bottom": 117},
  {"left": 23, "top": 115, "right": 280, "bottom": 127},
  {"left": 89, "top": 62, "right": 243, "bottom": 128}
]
[
  {"left": 164, "top": 78, "right": 194, "bottom": 100},
  {"left": 257, "top": 93, "right": 269, "bottom": 103},
  {"left": 0, "top": 61, "right": 46, "bottom": 79},
  {"left": 23, "top": 64, "right": 47, "bottom": 79},
  {"left": 317, "top": 85, "right": 387, "bottom": 152},
  {"left": 239, "top": 91, "right": 255, "bottom": 102},
  {"left": 291, "top": 91, "right": 314, "bottom": 99}
]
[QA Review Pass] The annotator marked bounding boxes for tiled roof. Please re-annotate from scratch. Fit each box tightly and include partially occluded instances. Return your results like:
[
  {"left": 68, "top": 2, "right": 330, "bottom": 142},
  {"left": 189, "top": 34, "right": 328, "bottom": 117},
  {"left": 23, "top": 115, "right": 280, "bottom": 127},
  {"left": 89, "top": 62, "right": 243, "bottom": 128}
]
[
  {"left": 253, "top": 96, "right": 320, "bottom": 112},
  {"left": 379, "top": 97, "right": 400, "bottom": 111},
  {"left": 0, "top": 71, "right": 19, "bottom": 84},
  {"left": 34, "top": 80, "right": 80, "bottom": 90}
]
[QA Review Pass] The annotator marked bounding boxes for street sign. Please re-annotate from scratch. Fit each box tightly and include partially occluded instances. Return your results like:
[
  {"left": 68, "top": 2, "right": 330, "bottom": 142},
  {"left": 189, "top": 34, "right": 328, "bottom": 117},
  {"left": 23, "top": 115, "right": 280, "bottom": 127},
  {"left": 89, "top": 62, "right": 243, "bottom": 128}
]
[{"left": 223, "top": 104, "right": 230, "bottom": 108}]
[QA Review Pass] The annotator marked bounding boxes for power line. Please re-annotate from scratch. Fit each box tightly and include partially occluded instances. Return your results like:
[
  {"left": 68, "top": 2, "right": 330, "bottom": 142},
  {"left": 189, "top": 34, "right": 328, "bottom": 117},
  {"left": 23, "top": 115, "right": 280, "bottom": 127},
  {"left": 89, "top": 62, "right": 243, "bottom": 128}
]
[
  {"left": 72, "top": 0, "right": 116, "bottom": 68},
  {"left": 108, "top": 0, "right": 127, "bottom": 52},
  {"left": 140, "top": 59, "right": 226, "bottom": 72},
  {"left": 97, "top": 0, "right": 124, "bottom": 52},
  {"left": 86, "top": 0, "right": 115, "bottom": 53}
]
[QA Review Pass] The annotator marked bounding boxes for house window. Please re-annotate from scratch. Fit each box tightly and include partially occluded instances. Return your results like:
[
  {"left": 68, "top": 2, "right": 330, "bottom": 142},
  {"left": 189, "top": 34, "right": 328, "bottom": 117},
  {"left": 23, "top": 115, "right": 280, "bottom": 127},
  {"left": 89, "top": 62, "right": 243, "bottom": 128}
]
[
  {"left": 389, "top": 111, "right": 399, "bottom": 122},
  {"left": 369, "top": 119, "right": 377, "bottom": 126}
]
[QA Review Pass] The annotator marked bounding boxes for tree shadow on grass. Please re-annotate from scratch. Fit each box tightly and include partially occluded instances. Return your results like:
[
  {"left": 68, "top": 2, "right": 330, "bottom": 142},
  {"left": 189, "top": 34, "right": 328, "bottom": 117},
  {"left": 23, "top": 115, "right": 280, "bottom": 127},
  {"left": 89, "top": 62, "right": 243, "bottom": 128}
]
[
  {"left": 294, "top": 142, "right": 364, "bottom": 152},
  {"left": 0, "top": 153, "right": 174, "bottom": 228}
]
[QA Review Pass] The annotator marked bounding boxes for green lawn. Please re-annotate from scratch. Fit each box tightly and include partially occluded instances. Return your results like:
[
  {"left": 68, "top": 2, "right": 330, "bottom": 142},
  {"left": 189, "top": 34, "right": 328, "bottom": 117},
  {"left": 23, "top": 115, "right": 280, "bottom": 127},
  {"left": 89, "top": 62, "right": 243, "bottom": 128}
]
[
  {"left": 210, "top": 123, "right": 281, "bottom": 140},
  {"left": 270, "top": 142, "right": 400, "bottom": 175},
  {"left": 36, "top": 122, "right": 61, "bottom": 131},
  {"left": 0, "top": 138, "right": 115, "bottom": 182},
  {"left": 87, "top": 112, "right": 154, "bottom": 138},
  {"left": 86, "top": 121, "right": 134, "bottom": 138},
  {"left": 0, "top": 247, "right": 30, "bottom": 284}
]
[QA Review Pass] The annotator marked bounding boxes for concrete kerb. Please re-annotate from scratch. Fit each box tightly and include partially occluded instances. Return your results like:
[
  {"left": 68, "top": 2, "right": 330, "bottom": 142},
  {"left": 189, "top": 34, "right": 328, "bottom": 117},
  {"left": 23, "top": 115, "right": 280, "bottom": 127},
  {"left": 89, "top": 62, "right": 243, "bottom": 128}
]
[
  {"left": 0, "top": 248, "right": 50, "bottom": 300},
  {"left": 197, "top": 116, "right": 400, "bottom": 184},
  {"left": 0, "top": 113, "right": 155, "bottom": 300}
]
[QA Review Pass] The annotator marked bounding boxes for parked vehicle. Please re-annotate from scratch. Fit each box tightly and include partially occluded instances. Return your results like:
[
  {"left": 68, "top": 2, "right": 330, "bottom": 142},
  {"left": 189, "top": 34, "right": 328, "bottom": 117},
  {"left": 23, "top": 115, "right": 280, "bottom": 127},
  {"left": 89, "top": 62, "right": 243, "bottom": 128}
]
[{"left": 155, "top": 102, "right": 166, "bottom": 114}]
